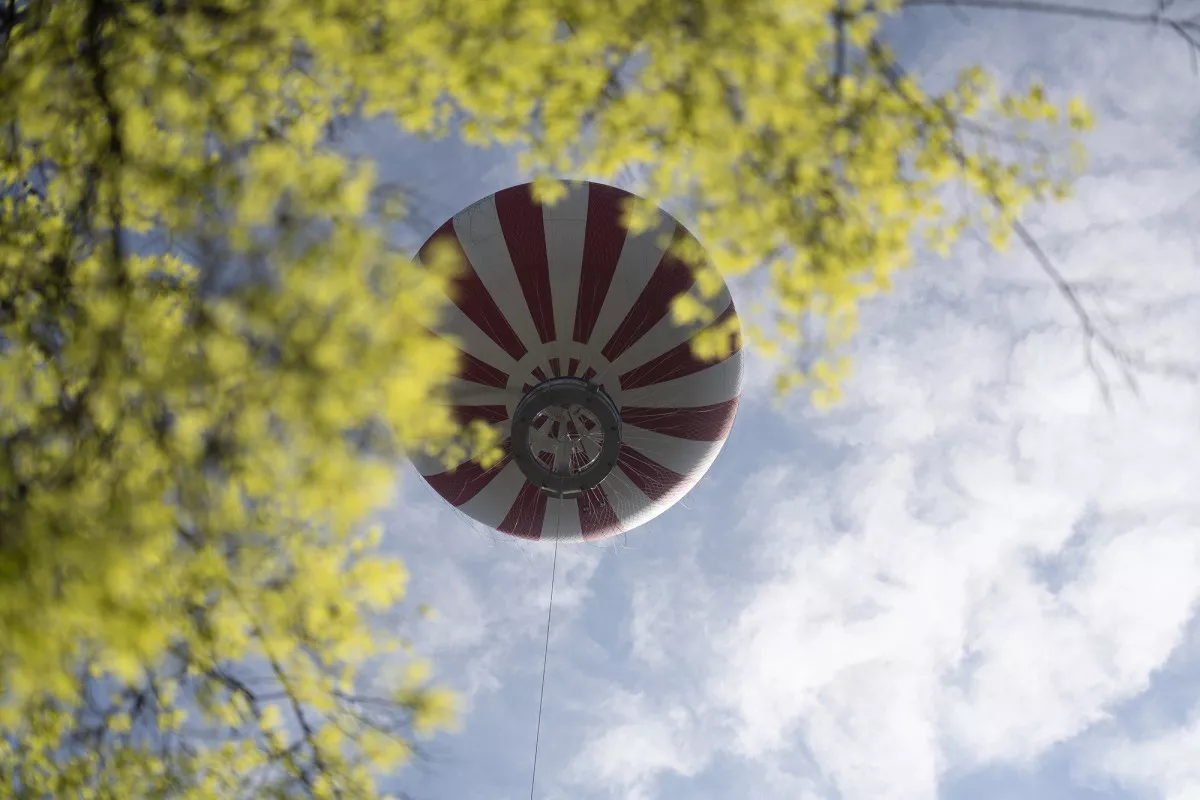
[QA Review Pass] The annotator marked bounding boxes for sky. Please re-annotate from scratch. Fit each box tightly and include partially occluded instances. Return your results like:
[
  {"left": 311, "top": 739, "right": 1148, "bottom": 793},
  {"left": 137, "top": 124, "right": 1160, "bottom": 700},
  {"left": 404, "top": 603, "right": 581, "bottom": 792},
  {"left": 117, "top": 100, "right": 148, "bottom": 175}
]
[{"left": 347, "top": 3, "right": 1200, "bottom": 799}]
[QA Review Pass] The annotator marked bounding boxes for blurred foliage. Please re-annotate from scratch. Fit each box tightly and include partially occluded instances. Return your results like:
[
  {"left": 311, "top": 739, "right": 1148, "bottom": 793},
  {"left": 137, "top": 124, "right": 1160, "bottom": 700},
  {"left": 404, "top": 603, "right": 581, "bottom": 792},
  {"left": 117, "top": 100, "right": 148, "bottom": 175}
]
[{"left": 0, "top": 0, "right": 1087, "bottom": 795}]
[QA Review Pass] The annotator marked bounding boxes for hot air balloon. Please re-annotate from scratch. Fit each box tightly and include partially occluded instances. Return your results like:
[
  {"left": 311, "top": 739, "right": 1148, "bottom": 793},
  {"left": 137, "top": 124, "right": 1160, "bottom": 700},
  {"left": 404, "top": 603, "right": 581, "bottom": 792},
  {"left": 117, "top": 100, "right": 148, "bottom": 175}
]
[{"left": 411, "top": 181, "right": 743, "bottom": 542}]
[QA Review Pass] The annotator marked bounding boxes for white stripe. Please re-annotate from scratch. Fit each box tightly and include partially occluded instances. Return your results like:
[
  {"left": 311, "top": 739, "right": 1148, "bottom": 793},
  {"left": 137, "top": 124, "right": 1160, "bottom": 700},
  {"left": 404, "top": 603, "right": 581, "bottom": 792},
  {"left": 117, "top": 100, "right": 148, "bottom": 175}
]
[
  {"left": 434, "top": 298, "right": 519, "bottom": 375},
  {"left": 541, "top": 497, "right": 584, "bottom": 541},
  {"left": 620, "top": 425, "right": 723, "bottom": 478},
  {"left": 543, "top": 181, "right": 590, "bottom": 221},
  {"left": 453, "top": 195, "right": 543, "bottom": 356},
  {"left": 586, "top": 214, "right": 675, "bottom": 350},
  {"left": 509, "top": 341, "right": 627, "bottom": 406},
  {"left": 598, "top": 465, "right": 659, "bottom": 531},
  {"left": 458, "top": 459, "right": 527, "bottom": 528},
  {"left": 442, "top": 380, "right": 518, "bottom": 407},
  {"left": 608, "top": 285, "right": 733, "bottom": 376},
  {"left": 544, "top": 181, "right": 589, "bottom": 357},
  {"left": 618, "top": 351, "right": 744, "bottom": 408}
]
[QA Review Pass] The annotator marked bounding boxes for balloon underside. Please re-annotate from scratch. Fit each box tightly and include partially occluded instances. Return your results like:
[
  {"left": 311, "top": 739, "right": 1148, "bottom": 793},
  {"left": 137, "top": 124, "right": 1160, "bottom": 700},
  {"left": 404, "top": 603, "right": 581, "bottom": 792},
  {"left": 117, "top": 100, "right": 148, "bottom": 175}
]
[{"left": 410, "top": 181, "right": 744, "bottom": 542}]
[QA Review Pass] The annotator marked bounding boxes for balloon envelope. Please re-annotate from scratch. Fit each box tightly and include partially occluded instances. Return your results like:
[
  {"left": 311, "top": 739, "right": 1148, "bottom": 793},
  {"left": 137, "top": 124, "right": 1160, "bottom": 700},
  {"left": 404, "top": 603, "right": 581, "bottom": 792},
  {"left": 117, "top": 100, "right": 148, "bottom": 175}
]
[{"left": 411, "top": 181, "right": 743, "bottom": 541}]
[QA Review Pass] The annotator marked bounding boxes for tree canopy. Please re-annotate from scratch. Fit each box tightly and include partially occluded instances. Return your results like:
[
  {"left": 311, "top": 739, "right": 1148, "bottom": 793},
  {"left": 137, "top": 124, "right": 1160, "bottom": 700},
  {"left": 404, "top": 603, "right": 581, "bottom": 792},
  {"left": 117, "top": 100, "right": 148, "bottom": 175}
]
[{"left": 0, "top": 0, "right": 1092, "bottom": 796}]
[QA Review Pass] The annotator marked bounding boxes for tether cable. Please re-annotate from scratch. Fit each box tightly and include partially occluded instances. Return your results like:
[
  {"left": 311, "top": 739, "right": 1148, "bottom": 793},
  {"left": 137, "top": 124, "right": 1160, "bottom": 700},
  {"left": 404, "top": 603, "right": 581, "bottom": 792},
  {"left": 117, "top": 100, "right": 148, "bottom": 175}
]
[{"left": 529, "top": 476, "right": 563, "bottom": 799}]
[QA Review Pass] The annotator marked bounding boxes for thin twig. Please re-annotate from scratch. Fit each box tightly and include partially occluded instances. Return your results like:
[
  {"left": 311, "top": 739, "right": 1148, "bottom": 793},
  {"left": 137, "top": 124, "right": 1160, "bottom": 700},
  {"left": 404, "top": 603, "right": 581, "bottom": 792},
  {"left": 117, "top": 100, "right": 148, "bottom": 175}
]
[
  {"left": 867, "top": 40, "right": 1144, "bottom": 406},
  {"left": 900, "top": 0, "right": 1200, "bottom": 65},
  {"left": 901, "top": 0, "right": 1200, "bottom": 29}
]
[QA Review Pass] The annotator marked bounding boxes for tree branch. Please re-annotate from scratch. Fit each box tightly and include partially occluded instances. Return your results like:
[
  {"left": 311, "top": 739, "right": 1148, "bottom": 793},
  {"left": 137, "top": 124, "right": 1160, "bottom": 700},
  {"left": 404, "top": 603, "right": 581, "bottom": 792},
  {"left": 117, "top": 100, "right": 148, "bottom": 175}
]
[
  {"left": 867, "top": 40, "right": 1144, "bottom": 406},
  {"left": 83, "top": 0, "right": 128, "bottom": 271},
  {"left": 901, "top": 0, "right": 1200, "bottom": 29},
  {"left": 900, "top": 0, "right": 1200, "bottom": 65}
]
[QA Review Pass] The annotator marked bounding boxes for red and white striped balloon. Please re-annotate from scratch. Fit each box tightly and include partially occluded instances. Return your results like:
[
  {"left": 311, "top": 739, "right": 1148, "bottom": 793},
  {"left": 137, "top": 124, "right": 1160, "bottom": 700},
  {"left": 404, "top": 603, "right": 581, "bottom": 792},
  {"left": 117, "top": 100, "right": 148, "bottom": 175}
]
[{"left": 411, "top": 181, "right": 743, "bottom": 542}]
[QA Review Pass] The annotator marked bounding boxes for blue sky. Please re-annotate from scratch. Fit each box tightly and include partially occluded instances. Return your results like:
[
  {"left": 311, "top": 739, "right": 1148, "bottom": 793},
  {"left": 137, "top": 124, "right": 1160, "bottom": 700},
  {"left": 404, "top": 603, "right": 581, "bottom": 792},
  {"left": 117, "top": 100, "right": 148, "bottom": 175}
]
[{"left": 345, "top": 4, "right": 1200, "bottom": 799}]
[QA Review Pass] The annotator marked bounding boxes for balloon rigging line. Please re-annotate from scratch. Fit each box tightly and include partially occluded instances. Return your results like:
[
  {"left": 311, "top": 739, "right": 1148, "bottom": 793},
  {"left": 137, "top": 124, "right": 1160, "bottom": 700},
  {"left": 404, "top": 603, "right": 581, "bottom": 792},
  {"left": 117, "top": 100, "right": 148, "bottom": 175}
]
[{"left": 529, "top": 493, "right": 562, "bottom": 800}]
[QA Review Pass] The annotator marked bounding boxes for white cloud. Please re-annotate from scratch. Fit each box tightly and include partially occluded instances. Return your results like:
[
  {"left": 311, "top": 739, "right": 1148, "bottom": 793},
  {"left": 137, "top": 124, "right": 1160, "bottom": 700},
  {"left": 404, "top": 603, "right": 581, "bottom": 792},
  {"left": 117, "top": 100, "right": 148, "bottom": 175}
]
[
  {"left": 565, "top": 691, "right": 709, "bottom": 800},
  {"left": 701, "top": 193, "right": 1200, "bottom": 795},
  {"left": 941, "top": 515, "right": 1200, "bottom": 763},
  {"left": 1086, "top": 714, "right": 1200, "bottom": 800},
  {"left": 553, "top": 15, "right": 1200, "bottom": 797},
  {"left": 377, "top": 6, "right": 1200, "bottom": 800},
  {"left": 577, "top": 265, "right": 1200, "bottom": 800},
  {"left": 379, "top": 480, "right": 605, "bottom": 709}
]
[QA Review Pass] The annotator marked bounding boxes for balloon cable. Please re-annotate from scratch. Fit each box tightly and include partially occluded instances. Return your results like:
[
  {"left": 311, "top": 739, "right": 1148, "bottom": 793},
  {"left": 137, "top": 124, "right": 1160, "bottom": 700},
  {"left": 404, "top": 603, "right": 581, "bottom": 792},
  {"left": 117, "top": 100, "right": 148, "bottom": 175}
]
[{"left": 529, "top": 506, "right": 561, "bottom": 799}]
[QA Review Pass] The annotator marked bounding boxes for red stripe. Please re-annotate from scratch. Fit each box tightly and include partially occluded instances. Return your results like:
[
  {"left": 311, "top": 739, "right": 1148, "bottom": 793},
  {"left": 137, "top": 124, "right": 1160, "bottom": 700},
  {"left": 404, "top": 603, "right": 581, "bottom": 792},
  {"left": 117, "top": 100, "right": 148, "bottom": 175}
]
[
  {"left": 601, "top": 225, "right": 695, "bottom": 362},
  {"left": 456, "top": 348, "right": 509, "bottom": 388},
  {"left": 537, "top": 451, "right": 555, "bottom": 467},
  {"left": 423, "top": 443, "right": 513, "bottom": 507},
  {"left": 549, "top": 357, "right": 562, "bottom": 377},
  {"left": 617, "top": 446, "right": 689, "bottom": 502},
  {"left": 495, "top": 185, "right": 556, "bottom": 344},
  {"left": 581, "top": 366, "right": 597, "bottom": 382},
  {"left": 618, "top": 305, "right": 740, "bottom": 391},
  {"left": 579, "top": 486, "right": 622, "bottom": 540},
  {"left": 420, "top": 220, "right": 527, "bottom": 362},
  {"left": 574, "top": 183, "right": 630, "bottom": 344},
  {"left": 531, "top": 366, "right": 548, "bottom": 383},
  {"left": 523, "top": 383, "right": 534, "bottom": 393},
  {"left": 498, "top": 480, "right": 547, "bottom": 540},
  {"left": 620, "top": 397, "right": 739, "bottom": 441},
  {"left": 451, "top": 405, "right": 508, "bottom": 426},
  {"left": 567, "top": 358, "right": 580, "bottom": 376}
]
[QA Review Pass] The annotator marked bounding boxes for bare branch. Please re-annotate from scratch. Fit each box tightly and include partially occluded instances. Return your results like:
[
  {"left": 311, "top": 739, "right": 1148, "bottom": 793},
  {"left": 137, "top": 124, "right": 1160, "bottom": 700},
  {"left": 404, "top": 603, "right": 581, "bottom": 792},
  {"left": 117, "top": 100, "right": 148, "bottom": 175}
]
[
  {"left": 83, "top": 0, "right": 128, "bottom": 271},
  {"left": 900, "top": 0, "right": 1200, "bottom": 65},
  {"left": 1006, "top": 218, "right": 1138, "bottom": 406},
  {"left": 901, "top": 0, "right": 1200, "bottom": 29},
  {"left": 866, "top": 40, "right": 1147, "bottom": 406}
]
